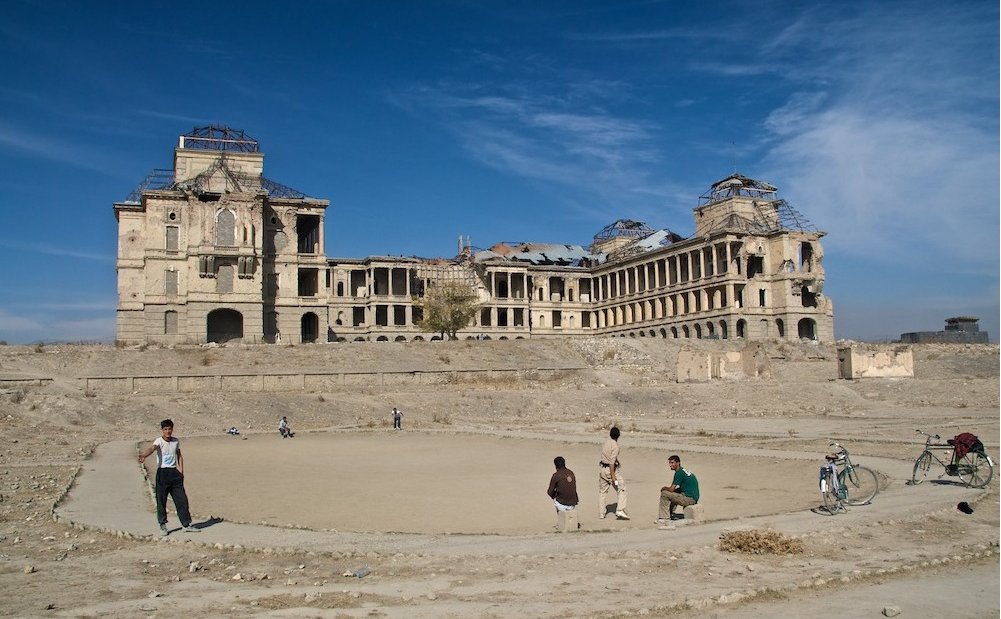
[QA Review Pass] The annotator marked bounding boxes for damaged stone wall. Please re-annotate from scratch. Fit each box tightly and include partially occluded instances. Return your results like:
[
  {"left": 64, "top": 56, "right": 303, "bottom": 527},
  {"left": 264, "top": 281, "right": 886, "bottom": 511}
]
[
  {"left": 837, "top": 344, "right": 914, "bottom": 379},
  {"left": 676, "top": 342, "right": 772, "bottom": 382}
]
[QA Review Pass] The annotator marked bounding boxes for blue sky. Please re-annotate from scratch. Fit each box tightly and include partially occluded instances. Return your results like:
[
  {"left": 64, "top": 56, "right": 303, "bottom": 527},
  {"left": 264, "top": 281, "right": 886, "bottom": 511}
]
[{"left": 1, "top": 1, "right": 997, "bottom": 344}]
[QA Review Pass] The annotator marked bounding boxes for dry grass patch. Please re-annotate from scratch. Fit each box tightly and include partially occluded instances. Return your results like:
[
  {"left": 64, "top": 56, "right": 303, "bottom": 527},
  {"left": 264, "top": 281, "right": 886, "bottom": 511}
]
[{"left": 718, "top": 529, "right": 804, "bottom": 555}]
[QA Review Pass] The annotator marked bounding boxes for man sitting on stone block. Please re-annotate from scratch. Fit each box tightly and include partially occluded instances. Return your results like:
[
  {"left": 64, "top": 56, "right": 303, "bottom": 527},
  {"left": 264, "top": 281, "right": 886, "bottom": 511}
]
[
  {"left": 547, "top": 456, "right": 579, "bottom": 530},
  {"left": 656, "top": 454, "right": 699, "bottom": 525}
]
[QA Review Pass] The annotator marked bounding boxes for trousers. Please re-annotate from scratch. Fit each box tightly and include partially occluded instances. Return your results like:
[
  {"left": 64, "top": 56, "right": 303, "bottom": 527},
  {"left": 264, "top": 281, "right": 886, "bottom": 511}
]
[
  {"left": 155, "top": 467, "right": 192, "bottom": 527},
  {"left": 598, "top": 467, "right": 627, "bottom": 514},
  {"left": 659, "top": 490, "right": 696, "bottom": 518}
]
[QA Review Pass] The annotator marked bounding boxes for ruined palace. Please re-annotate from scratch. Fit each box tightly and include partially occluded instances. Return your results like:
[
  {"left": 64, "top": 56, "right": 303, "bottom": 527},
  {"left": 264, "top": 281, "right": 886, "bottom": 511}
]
[{"left": 114, "top": 126, "right": 834, "bottom": 345}]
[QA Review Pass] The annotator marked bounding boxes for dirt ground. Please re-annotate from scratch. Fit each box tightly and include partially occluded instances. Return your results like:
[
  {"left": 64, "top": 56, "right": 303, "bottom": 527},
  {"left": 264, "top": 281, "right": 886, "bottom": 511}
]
[{"left": 0, "top": 338, "right": 997, "bottom": 618}]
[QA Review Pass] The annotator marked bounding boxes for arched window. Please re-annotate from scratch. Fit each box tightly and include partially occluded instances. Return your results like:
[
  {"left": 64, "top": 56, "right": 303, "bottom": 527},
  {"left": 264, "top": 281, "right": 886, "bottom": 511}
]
[
  {"left": 215, "top": 209, "right": 236, "bottom": 246},
  {"left": 207, "top": 309, "right": 243, "bottom": 343},
  {"left": 797, "top": 318, "right": 816, "bottom": 339},
  {"left": 164, "top": 310, "right": 178, "bottom": 335}
]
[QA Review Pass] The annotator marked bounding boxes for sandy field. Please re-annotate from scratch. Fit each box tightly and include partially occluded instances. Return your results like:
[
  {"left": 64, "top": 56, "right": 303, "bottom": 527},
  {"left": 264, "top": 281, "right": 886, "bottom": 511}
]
[
  {"left": 0, "top": 337, "right": 998, "bottom": 618},
  {"left": 184, "top": 432, "right": 816, "bottom": 534}
]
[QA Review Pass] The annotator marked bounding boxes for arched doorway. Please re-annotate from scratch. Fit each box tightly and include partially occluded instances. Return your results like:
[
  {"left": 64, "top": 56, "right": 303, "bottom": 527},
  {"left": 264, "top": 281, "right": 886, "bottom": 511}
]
[
  {"left": 301, "top": 312, "right": 319, "bottom": 343},
  {"left": 206, "top": 309, "right": 243, "bottom": 343},
  {"left": 736, "top": 319, "right": 746, "bottom": 338},
  {"left": 798, "top": 318, "right": 817, "bottom": 340}
]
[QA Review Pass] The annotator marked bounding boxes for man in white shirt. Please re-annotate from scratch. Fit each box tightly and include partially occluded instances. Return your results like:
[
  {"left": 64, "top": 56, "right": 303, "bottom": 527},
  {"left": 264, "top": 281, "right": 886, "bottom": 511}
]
[{"left": 138, "top": 419, "right": 197, "bottom": 536}]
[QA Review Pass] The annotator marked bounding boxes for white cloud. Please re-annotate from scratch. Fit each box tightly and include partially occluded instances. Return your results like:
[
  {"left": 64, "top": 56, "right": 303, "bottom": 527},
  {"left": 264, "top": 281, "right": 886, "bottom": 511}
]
[
  {"left": 0, "top": 121, "right": 112, "bottom": 174},
  {"left": 0, "top": 240, "right": 113, "bottom": 262},
  {"left": 752, "top": 3, "right": 998, "bottom": 276},
  {"left": 763, "top": 108, "right": 997, "bottom": 274},
  {"left": 0, "top": 308, "right": 115, "bottom": 344},
  {"left": 395, "top": 86, "right": 681, "bottom": 219}
]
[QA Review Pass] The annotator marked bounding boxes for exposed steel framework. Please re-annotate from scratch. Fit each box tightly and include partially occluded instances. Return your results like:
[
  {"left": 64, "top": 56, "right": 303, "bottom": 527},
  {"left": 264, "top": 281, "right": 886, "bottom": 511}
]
[
  {"left": 700, "top": 173, "right": 818, "bottom": 233},
  {"left": 179, "top": 125, "right": 260, "bottom": 152},
  {"left": 593, "top": 219, "right": 655, "bottom": 243}
]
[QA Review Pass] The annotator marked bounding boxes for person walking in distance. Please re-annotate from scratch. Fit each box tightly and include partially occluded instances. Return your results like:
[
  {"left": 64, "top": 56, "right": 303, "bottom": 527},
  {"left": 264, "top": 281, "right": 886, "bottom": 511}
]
[
  {"left": 599, "top": 426, "right": 629, "bottom": 520},
  {"left": 656, "top": 454, "right": 700, "bottom": 524},
  {"left": 392, "top": 407, "right": 403, "bottom": 430},
  {"left": 137, "top": 419, "right": 197, "bottom": 536}
]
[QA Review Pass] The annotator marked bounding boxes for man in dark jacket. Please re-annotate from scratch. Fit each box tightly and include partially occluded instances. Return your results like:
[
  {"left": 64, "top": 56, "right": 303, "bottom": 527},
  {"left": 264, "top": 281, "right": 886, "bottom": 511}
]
[{"left": 548, "top": 456, "right": 579, "bottom": 529}]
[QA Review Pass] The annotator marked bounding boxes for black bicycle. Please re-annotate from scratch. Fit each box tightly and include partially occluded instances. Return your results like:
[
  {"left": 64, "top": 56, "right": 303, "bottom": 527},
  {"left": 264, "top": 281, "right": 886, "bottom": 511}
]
[{"left": 911, "top": 430, "right": 993, "bottom": 488}]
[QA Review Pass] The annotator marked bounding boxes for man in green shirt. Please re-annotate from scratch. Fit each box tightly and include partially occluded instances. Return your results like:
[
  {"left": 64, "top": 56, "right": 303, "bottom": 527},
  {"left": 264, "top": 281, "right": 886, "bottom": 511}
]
[{"left": 657, "top": 454, "right": 699, "bottom": 523}]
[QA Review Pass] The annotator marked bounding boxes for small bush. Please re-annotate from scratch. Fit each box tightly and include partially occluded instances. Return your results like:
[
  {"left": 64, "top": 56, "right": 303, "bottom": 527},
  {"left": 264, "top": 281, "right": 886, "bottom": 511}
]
[
  {"left": 603, "top": 349, "right": 616, "bottom": 361},
  {"left": 718, "top": 530, "right": 804, "bottom": 555},
  {"left": 33, "top": 343, "right": 44, "bottom": 353},
  {"left": 432, "top": 412, "right": 452, "bottom": 425},
  {"left": 10, "top": 389, "right": 26, "bottom": 404}
]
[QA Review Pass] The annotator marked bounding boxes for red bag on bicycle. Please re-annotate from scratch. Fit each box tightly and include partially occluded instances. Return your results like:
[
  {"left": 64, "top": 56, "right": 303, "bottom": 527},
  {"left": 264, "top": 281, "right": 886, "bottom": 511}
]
[{"left": 948, "top": 433, "right": 982, "bottom": 460}]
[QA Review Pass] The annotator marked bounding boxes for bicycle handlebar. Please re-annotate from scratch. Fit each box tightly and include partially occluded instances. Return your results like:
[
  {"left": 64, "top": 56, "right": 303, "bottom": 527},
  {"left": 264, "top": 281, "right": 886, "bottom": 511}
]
[{"left": 915, "top": 429, "right": 940, "bottom": 440}]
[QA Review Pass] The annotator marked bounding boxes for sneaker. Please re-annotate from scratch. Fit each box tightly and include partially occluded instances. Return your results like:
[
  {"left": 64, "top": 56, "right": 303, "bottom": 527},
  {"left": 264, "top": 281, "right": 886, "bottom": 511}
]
[
  {"left": 654, "top": 518, "right": 670, "bottom": 525},
  {"left": 615, "top": 511, "right": 630, "bottom": 520},
  {"left": 183, "top": 526, "right": 199, "bottom": 533},
  {"left": 160, "top": 524, "right": 169, "bottom": 536},
  {"left": 670, "top": 513, "right": 685, "bottom": 521},
  {"left": 598, "top": 512, "right": 606, "bottom": 519}
]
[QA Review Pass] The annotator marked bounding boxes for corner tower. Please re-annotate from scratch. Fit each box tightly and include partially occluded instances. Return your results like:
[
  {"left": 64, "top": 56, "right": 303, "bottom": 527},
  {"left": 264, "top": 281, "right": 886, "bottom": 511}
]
[{"left": 113, "top": 126, "right": 329, "bottom": 345}]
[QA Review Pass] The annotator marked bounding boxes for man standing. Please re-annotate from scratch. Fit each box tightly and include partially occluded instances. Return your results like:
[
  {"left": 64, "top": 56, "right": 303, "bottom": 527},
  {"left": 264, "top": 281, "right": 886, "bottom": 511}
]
[
  {"left": 137, "top": 419, "right": 197, "bottom": 536},
  {"left": 599, "top": 427, "right": 629, "bottom": 520},
  {"left": 657, "top": 454, "right": 699, "bottom": 523},
  {"left": 391, "top": 408, "right": 403, "bottom": 430},
  {"left": 547, "top": 456, "right": 579, "bottom": 528}
]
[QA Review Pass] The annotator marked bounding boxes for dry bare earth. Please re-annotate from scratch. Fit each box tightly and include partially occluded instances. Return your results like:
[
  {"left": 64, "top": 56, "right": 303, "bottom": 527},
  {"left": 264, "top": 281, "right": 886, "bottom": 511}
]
[{"left": 0, "top": 339, "right": 997, "bottom": 618}]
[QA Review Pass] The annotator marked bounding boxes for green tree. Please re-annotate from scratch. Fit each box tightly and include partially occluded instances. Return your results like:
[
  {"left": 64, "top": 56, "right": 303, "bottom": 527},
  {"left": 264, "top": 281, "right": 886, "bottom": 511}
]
[{"left": 414, "top": 280, "right": 479, "bottom": 341}]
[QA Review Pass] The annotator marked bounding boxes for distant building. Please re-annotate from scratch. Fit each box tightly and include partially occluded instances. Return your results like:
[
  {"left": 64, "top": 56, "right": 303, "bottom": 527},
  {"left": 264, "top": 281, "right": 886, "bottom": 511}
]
[
  {"left": 114, "top": 125, "right": 834, "bottom": 345},
  {"left": 899, "top": 317, "right": 989, "bottom": 344}
]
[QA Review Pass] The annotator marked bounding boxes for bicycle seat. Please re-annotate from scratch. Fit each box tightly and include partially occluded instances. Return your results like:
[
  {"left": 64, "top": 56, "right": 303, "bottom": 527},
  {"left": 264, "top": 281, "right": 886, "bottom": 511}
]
[{"left": 825, "top": 454, "right": 841, "bottom": 462}]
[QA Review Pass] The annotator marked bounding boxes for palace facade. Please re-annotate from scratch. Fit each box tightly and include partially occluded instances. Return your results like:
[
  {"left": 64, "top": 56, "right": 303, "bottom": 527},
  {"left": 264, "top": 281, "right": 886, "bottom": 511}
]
[{"left": 114, "top": 126, "right": 833, "bottom": 345}]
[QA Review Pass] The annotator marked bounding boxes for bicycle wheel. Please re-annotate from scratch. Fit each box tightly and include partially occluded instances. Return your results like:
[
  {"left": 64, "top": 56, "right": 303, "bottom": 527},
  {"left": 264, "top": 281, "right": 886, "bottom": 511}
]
[
  {"left": 820, "top": 470, "right": 841, "bottom": 514},
  {"left": 843, "top": 465, "right": 879, "bottom": 505},
  {"left": 911, "top": 451, "right": 933, "bottom": 485},
  {"left": 957, "top": 452, "right": 993, "bottom": 489}
]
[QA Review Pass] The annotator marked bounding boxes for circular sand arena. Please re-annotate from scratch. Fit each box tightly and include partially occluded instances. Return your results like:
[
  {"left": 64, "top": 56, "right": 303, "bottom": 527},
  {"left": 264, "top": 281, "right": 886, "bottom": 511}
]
[{"left": 181, "top": 431, "right": 818, "bottom": 535}]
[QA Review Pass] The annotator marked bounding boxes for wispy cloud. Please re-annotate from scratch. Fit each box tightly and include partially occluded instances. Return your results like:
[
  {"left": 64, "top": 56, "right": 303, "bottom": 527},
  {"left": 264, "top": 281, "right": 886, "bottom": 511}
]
[
  {"left": 748, "top": 3, "right": 999, "bottom": 276},
  {"left": 0, "top": 122, "right": 113, "bottom": 174},
  {"left": 0, "top": 309, "right": 115, "bottom": 344},
  {"left": 0, "top": 240, "right": 114, "bottom": 262},
  {"left": 134, "top": 110, "right": 213, "bottom": 126},
  {"left": 392, "top": 82, "right": 684, "bottom": 220}
]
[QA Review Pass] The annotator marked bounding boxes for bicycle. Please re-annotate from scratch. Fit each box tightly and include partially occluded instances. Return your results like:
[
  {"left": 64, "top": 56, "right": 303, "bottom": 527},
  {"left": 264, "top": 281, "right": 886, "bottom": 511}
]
[
  {"left": 818, "top": 442, "right": 880, "bottom": 514},
  {"left": 911, "top": 430, "right": 994, "bottom": 488}
]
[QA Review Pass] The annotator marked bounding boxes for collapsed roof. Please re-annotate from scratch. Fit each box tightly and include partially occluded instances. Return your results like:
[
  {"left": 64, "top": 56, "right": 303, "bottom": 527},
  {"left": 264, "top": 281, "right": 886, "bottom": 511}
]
[{"left": 472, "top": 242, "right": 599, "bottom": 267}]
